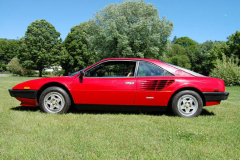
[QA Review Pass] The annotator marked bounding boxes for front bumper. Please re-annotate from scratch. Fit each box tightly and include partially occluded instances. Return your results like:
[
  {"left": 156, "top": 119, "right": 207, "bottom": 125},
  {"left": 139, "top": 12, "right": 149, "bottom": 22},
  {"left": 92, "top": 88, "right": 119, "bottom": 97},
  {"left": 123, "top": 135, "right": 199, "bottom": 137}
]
[
  {"left": 203, "top": 92, "right": 229, "bottom": 101},
  {"left": 9, "top": 89, "right": 38, "bottom": 99}
]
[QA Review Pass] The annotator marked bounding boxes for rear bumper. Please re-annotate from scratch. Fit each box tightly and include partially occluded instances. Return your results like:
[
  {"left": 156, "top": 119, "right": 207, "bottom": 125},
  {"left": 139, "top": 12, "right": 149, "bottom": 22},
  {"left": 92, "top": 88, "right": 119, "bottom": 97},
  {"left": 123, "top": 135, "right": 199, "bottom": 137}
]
[
  {"left": 9, "top": 89, "right": 38, "bottom": 99},
  {"left": 203, "top": 92, "right": 229, "bottom": 101}
]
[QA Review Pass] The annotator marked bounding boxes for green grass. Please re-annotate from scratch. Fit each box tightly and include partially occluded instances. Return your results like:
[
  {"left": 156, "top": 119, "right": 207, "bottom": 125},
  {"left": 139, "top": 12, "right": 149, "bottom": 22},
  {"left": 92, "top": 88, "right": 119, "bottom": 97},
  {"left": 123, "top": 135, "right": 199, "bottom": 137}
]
[{"left": 0, "top": 77, "right": 239, "bottom": 159}]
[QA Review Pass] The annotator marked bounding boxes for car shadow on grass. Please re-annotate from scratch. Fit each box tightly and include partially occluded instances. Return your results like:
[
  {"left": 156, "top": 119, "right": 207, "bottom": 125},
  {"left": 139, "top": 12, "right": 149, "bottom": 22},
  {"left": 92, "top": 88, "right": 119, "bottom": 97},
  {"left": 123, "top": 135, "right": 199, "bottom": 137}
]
[
  {"left": 68, "top": 108, "right": 215, "bottom": 116},
  {"left": 11, "top": 106, "right": 40, "bottom": 112},
  {"left": 69, "top": 107, "right": 171, "bottom": 116},
  {"left": 10, "top": 106, "right": 215, "bottom": 116},
  {"left": 200, "top": 108, "right": 215, "bottom": 116}
]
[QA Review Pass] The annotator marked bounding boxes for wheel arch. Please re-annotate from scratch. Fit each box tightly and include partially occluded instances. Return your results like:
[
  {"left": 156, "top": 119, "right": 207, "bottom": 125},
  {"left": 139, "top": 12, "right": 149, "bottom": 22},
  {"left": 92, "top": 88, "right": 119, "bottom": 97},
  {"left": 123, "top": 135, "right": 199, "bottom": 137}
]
[
  {"left": 167, "top": 87, "right": 206, "bottom": 107},
  {"left": 37, "top": 82, "right": 74, "bottom": 105}
]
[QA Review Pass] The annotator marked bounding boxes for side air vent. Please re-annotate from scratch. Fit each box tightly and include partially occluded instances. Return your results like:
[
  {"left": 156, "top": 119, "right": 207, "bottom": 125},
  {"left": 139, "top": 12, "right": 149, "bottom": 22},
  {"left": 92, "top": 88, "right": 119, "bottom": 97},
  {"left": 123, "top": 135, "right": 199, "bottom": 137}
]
[{"left": 140, "top": 80, "right": 175, "bottom": 91}]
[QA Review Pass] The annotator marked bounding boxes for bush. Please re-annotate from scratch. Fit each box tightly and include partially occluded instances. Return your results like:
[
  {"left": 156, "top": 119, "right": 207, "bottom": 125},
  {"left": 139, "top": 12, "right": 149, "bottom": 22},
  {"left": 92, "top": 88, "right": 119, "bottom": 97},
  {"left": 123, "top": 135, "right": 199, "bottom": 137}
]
[
  {"left": 42, "top": 71, "right": 51, "bottom": 75},
  {"left": 210, "top": 54, "right": 240, "bottom": 86},
  {"left": 24, "top": 69, "right": 36, "bottom": 76},
  {"left": 6, "top": 57, "right": 35, "bottom": 76},
  {"left": 53, "top": 69, "right": 65, "bottom": 76},
  {"left": 6, "top": 57, "right": 24, "bottom": 76}
]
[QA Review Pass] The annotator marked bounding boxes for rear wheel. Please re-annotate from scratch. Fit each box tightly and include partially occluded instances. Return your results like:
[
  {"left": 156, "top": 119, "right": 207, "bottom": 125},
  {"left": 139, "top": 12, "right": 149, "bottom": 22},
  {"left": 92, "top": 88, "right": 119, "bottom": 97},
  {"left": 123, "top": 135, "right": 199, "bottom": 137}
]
[
  {"left": 39, "top": 87, "right": 71, "bottom": 113},
  {"left": 172, "top": 90, "right": 203, "bottom": 117}
]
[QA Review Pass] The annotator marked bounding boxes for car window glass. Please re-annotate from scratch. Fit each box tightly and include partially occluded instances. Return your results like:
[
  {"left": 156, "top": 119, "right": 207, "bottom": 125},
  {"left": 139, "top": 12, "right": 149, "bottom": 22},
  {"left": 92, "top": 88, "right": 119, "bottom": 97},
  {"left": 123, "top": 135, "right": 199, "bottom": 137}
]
[
  {"left": 85, "top": 61, "right": 136, "bottom": 77},
  {"left": 137, "top": 61, "right": 173, "bottom": 76}
]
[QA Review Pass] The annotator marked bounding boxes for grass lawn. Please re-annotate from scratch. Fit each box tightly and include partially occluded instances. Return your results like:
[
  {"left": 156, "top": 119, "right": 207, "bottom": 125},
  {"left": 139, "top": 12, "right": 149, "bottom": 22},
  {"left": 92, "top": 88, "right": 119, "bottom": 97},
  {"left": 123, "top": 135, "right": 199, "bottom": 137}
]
[{"left": 0, "top": 77, "right": 239, "bottom": 159}]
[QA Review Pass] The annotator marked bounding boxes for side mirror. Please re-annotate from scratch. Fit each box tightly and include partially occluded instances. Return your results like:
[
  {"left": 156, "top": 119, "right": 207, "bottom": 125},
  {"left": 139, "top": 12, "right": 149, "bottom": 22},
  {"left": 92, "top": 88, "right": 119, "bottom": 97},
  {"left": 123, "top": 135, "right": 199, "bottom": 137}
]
[{"left": 79, "top": 70, "right": 85, "bottom": 77}]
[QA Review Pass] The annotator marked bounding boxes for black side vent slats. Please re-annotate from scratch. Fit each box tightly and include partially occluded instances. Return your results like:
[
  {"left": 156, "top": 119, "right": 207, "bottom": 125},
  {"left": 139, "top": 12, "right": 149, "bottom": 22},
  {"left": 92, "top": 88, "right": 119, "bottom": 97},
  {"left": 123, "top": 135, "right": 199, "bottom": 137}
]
[{"left": 140, "top": 80, "right": 175, "bottom": 91}]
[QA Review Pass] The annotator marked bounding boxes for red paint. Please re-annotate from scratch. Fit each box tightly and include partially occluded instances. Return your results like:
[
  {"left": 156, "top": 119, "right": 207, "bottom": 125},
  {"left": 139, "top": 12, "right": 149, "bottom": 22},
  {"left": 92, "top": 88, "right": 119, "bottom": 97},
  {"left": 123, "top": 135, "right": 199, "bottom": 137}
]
[
  {"left": 16, "top": 97, "right": 37, "bottom": 107},
  {"left": 10, "top": 58, "right": 227, "bottom": 108},
  {"left": 72, "top": 77, "right": 136, "bottom": 105},
  {"left": 206, "top": 101, "right": 220, "bottom": 106}
]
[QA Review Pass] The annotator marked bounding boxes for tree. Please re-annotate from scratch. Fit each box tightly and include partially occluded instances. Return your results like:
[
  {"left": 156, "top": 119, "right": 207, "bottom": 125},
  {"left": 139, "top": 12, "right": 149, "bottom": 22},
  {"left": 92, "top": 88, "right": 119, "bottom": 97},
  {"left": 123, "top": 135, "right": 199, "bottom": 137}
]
[
  {"left": 0, "top": 39, "right": 19, "bottom": 71},
  {"left": 226, "top": 31, "right": 240, "bottom": 59},
  {"left": 195, "top": 40, "right": 215, "bottom": 75},
  {"left": 175, "top": 37, "right": 196, "bottom": 48},
  {"left": 61, "top": 22, "right": 95, "bottom": 75},
  {"left": 18, "top": 19, "right": 62, "bottom": 77},
  {"left": 88, "top": 0, "right": 173, "bottom": 59},
  {"left": 173, "top": 37, "right": 206, "bottom": 73},
  {"left": 165, "top": 44, "right": 191, "bottom": 69},
  {"left": 171, "top": 36, "right": 177, "bottom": 44},
  {"left": 205, "top": 41, "right": 228, "bottom": 74}
]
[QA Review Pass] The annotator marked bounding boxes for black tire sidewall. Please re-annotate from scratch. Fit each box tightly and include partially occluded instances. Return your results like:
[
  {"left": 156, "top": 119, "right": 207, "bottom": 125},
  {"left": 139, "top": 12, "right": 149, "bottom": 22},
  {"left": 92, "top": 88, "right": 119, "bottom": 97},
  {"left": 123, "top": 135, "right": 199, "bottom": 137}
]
[
  {"left": 172, "top": 90, "right": 203, "bottom": 118},
  {"left": 39, "top": 87, "right": 71, "bottom": 113}
]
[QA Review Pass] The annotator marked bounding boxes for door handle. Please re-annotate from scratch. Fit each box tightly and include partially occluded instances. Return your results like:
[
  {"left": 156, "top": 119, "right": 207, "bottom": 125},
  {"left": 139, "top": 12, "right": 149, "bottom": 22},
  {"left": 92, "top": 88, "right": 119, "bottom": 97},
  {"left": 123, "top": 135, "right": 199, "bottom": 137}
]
[{"left": 125, "top": 82, "right": 134, "bottom": 85}]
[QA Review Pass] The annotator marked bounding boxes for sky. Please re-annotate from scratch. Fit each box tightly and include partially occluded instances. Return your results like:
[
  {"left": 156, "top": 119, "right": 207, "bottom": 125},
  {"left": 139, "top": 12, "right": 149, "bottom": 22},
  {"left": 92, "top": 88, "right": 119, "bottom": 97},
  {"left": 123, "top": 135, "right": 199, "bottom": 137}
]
[{"left": 0, "top": 0, "right": 239, "bottom": 43}]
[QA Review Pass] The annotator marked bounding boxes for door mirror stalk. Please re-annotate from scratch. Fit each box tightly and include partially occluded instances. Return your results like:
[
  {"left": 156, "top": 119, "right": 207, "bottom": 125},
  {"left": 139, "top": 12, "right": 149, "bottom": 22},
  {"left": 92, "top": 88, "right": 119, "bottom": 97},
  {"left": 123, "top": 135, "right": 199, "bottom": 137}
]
[{"left": 79, "top": 70, "right": 85, "bottom": 77}]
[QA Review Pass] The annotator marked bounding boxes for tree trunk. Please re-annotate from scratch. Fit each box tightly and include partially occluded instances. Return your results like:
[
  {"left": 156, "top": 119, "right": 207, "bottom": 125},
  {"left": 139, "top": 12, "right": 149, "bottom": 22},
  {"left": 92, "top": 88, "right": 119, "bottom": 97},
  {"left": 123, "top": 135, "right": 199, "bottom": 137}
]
[{"left": 39, "top": 69, "right": 42, "bottom": 77}]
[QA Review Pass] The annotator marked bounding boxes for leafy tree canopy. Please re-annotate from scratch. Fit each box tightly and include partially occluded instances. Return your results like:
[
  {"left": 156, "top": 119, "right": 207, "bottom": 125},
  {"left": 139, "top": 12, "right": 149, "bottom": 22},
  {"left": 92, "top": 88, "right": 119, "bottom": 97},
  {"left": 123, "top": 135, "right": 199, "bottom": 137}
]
[
  {"left": 88, "top": 0, "right": 173, "bottom": 59},
  {"left": 0, "top": 39, "right": 19, "bottom": 71},
  {"left": 226, "top": 30, "right": 240, "bottom": 59},
  {"left": 62, "top": 22, "right": 95, "bottom": 75},
  {"left": 174, "top": 37, "right": 197, "bottom": 48},
  {"left": 165, "top": 44, "right": 191, "bottom": 69},
  {"left": 18, "top": 19, "right": 62, "bottom": 77}
]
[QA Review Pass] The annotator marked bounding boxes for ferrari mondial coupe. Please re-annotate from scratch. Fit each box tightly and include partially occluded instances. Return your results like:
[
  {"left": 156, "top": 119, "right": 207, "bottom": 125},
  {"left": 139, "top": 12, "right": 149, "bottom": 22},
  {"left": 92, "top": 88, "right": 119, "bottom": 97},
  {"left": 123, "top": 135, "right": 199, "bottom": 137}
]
[{"left": 9, "top": 58, "right": 229, "bottom": 117}]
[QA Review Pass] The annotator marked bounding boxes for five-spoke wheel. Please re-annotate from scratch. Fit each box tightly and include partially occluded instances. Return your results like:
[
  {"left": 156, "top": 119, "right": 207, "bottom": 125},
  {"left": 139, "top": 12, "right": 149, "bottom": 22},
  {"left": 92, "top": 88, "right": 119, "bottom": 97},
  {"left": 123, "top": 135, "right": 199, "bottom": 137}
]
[
  {"left": 172, "top": 90, "right": 203, "bottom": 117},
  {"left": 39, "top": 87, "right": 71, "bottom": 113}
]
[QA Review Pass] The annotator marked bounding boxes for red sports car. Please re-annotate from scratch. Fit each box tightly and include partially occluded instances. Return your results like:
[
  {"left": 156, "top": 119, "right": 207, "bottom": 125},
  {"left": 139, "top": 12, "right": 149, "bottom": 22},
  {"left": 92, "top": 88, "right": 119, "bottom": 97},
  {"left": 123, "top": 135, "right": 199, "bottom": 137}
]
[{"left": 9, "top": 58, "right": 229, "bottom": 117}]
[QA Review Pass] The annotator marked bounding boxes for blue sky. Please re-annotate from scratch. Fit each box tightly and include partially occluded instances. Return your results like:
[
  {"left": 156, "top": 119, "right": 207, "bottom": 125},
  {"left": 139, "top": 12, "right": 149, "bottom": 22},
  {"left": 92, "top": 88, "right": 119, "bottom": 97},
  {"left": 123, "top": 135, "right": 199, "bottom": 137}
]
[{"left": 0, "top": 0, "right": 239, "bottom": 43}]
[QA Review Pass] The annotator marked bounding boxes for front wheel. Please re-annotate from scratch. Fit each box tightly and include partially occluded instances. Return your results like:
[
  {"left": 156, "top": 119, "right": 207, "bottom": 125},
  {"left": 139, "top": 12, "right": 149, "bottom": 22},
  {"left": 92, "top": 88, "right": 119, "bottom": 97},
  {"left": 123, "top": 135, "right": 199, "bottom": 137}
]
[
  {"left": 39, "top": 87, "right": 71, "bottom": 113},
  {"left": 171, "top": 90, "right": 203, "bottom": 117}
]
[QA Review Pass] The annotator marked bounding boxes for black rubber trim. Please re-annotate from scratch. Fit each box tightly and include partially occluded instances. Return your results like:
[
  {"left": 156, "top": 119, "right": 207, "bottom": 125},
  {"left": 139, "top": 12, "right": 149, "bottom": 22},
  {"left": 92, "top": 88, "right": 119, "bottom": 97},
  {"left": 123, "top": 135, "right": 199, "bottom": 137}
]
[
  {"left": 203, "top": 92, "right": 229, "bottom": 101},
  {"left": 75, "top": 104, "right": 167, "bottom": 112},
  {"left": 9, "top": 89, "right": 38, "bottom": 99}
]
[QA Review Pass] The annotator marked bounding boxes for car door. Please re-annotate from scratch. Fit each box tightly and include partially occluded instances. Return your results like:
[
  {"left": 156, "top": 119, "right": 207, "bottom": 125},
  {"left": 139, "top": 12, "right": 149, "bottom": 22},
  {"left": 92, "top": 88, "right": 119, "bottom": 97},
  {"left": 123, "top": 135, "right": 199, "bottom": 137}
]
[
  {"left": 72, "top": 60, "right": 137, "bottom": 105},
  {"left": 134, "top": 61, "right": 175, "bottom": 106}
]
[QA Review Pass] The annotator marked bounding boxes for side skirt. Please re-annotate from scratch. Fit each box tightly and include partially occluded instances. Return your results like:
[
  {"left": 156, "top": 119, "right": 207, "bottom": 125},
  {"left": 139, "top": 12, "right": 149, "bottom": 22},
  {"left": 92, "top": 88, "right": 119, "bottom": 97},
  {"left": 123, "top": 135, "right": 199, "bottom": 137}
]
[{"left": 75, "top": 104, "right": 167, "bottom": 112}]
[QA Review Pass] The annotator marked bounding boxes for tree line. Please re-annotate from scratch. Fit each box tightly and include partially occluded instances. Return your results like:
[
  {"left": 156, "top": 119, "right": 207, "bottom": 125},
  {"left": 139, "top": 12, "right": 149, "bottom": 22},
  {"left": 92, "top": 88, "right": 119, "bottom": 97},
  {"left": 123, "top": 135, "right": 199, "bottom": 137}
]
[{"left": 0, "top": 1, "right": 239, "bottom": 85}]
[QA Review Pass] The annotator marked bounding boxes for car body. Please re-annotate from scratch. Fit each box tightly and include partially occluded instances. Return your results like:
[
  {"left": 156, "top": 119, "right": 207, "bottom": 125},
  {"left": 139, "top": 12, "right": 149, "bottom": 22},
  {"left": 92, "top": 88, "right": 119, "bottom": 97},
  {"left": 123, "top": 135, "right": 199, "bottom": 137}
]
[{"left": 9, "top": 58, "right": 229, "bottom": 117}]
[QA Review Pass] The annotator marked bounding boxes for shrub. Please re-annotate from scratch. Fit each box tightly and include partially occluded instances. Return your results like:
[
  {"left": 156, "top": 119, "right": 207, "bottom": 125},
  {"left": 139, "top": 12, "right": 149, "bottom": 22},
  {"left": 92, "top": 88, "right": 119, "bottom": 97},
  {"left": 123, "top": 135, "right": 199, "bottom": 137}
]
[
  {"left": 210, "top": 54, "right": 240, "bottom": 86},
  {"left": 6, "top": 57, "right": 35, "bottom": 76},
  {"left": 6, "top": 57, "right": 24, "bottom": 75}
]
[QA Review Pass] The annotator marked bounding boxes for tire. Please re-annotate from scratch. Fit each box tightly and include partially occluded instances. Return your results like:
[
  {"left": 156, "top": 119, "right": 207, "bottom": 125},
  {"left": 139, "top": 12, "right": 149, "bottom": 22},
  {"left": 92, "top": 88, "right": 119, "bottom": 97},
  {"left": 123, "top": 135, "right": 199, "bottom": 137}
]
[
  {"left": 171, "top": 90, "right": 203, "bottom": 118},
  {"left": 39, "top": 86, "right": 71, "bottom": 113}
]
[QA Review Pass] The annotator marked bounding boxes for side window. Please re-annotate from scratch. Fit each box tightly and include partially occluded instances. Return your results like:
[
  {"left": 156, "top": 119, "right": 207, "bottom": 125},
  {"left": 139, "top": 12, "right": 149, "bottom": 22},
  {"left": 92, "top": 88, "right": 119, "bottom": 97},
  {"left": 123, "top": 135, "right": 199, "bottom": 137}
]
[
  {"left": 137, "top": 61, "right": 173, "bottom": 77},
  {"left": 85, "top": 61, "right": 136, "bottom": 77}
]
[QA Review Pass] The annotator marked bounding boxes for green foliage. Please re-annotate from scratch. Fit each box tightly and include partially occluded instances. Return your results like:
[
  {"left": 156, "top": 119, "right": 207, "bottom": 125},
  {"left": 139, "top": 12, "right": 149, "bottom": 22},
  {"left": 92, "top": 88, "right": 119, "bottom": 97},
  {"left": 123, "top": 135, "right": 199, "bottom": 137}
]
[
  {"left": 175, "top": 37, "right": 197, "bottom": 48},
  {"left": 88, "top": 0, "right": 173, "bottom": 59},
  {"left": 62, "top": 22, "right": 95, "bottom": 75},
  {"left": 210, "top": 54, "right": 240, "bottom": 86},
  {"left": 226, "top": 30, "right": 240, "bottom": 59},
  {"left": 173, "top": 37, "right": 203, "bottom": 73},
  {"left": 171, "top": 36, "right": 177, "bottom": 44},
  {"left": 6, "top": 57, "right": 35, "bottom": 76},
  {"left": 18, "top": 19, "right": 62, "bottom": 77},
  {"left": 6, "top": 57, "right": 25, "bottom": 75},
  {"left": 205, "top": 41, "right": 228, "bottom": 73},
  {"left": 24, "top": 69, "right": 36, "bottom": 77},
  {"left": 164, "top": 44, "right": 191, "bottom": 69},
  {"left": 0, "top": 39, "right": 20, "bottom": 71}
]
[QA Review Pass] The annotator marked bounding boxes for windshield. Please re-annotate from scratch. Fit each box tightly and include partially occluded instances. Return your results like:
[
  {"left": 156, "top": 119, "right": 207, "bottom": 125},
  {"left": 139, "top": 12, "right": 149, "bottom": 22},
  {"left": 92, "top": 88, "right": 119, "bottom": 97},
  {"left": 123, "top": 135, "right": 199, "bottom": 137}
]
[{"left": 161, "top": 61, "right": 205, "bottom": 77}]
